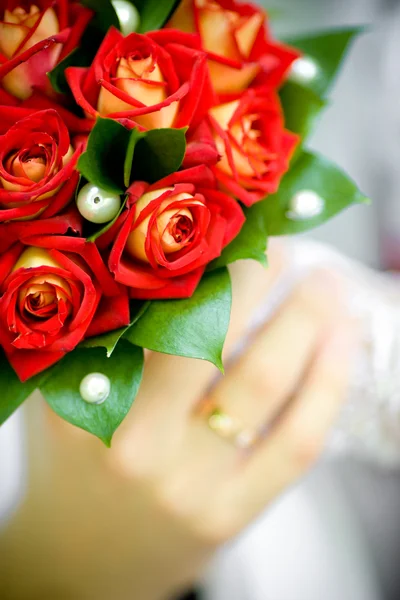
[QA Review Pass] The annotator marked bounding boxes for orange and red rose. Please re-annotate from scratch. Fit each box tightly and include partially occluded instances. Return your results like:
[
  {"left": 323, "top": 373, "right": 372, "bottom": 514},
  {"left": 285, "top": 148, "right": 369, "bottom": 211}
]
[
  {"left": 107, "top": 166, "right": 245, "bottom": 299},
  {"left": 66, "top": 27, "right": 215, "bottom": 131},
  {"left": 208, "top": 88, "right": 298, "bottom": 205},
  {"left": 0, "top": 108, "right": 83, "bottom": 222},
  {"left": 168, "top": 0, "right": 299, "bottom": 94},
  {"left": 0, "top": 238, "right": 129, "bottom": 381},
  {"left": 0, "top": 0, "right": 93, "bottom": 99}
]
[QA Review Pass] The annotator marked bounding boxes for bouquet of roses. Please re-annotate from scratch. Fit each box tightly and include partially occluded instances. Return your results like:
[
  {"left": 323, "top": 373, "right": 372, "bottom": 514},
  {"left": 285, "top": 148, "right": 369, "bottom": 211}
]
[{"left": 0, "top": 0, "right": 366, "bottom": 444}]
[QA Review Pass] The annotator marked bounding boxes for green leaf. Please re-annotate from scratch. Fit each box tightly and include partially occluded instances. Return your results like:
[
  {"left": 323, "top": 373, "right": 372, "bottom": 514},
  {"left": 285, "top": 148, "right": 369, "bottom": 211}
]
[
  {"left": 124, "top": 129, "right": 145, "bottom": 188},
  {"left": 279, "top": 28, "right": 361, "bottom": 146},
  {"left": 81, "top": 301, "right": 150, "bottom": 356},
  {"left": 0, "top": 351, "right": 44, "bottom": 426},
  {"left": 41, "top": 342, "right": 144, "bottom": 446},
  {"left": 81, "top": 0, "right": 120, "bottom": 33},
  {"left": 264, "top": 151, "right": 369, "bottom": 236},
  {"left": 280, "top": 81, "right": 326, "bottom": 141},
  {"left": 78, "top": 117, "right": 131, "bottom": 194},
  {"left": 47, "top": 49, "right": 88, "bottom": 94},
  {"left": 126, "top": 268, "right": 232, "bottom": 371},
  {"left": 136, "top": 0, "right": 180, "bottom": 32},
  {"left": 132, "top": 128, "right": 187, "bottom": 184},
  {"left": 78, "top": 123, "right": 187, "bottom": 199},
  {"left": 81, "top": 327, "right": 129, "bottom": 357},
  {"left": 285, "top": 27, "right": 363, "bottom": 98},
  {"left": 209, "top": 202, "right": 268, "bottom": 270}
]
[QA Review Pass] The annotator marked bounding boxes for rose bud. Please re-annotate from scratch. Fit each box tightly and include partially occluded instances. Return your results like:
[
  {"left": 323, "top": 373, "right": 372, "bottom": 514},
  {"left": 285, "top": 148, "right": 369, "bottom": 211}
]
[
  {"left": 0, "top": 240, "right": 130, "bottom": 381},
  {"left": 0, "top": 1, "right": 93, "bottom": 99},
  {"left": 183, "top": 120, "right": 221, "bottom": 169},
  {"left": 66, "top": 27, "right": 216, "bottom": 131},
  {"left": 208, "top": 88, "right": 298, "bottom": 206},
  {"left": 0, "top": 108, "right": 83, "bottom": 222},
  {"left": 108, "top": 166, "right": 245, "bottom": 299},
  {"left": 168, "top": 0, "right": 299, "bottom": 94}
]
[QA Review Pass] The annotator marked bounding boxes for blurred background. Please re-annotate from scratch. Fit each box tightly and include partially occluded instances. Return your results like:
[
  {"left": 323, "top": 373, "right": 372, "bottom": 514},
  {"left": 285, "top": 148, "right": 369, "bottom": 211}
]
[
  {"left": 275, "top": 0, "right": 400, "bottom": 597},
  {"left": 206, "top": 1, "right": 400, "bottom": 599}
]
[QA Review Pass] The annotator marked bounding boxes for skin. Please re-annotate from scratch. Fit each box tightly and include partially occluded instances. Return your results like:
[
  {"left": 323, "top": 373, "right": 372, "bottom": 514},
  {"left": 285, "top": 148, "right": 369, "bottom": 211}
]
[{"left": 0, "top": 245, "right": 357, "bottom": 600}]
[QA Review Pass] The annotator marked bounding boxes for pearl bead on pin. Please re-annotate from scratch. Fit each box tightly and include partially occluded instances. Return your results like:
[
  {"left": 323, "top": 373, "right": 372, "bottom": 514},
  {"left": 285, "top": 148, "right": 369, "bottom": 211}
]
[
  {"left": 77, "top": 183, "right": 121, "bottom": 224},
  {"left": 289, "top": 56, "right": 319, "bottom": 85},
  {"left": 80, "top": 373, "right": 111, "bottom": 405},
  {"left": 286, "top": 190, "right": 325, "bottom": 221}
]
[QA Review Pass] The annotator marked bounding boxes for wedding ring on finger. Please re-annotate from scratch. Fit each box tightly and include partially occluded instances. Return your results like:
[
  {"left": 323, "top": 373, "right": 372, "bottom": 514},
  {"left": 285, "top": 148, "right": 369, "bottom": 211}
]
[{"left": 203, "top": 405, "right": 258, "bottom": 450}]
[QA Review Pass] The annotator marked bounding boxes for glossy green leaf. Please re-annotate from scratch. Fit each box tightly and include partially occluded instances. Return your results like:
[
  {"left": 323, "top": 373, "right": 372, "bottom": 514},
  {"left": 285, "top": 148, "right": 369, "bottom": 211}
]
[
  {"left": 78, "top": 123, "right": 187, "bottom": 198},
  {"left": 285, "top": 27, "right": 363, "bottom": 98},
  {"left": 41, "top": 342, "right": 144, "bottom": 446},
  {"left": 0, "top": 351, "right": 44, "bottom": 426},
  {"left": 279, "top": 28, "right": 362, "bottom": 146},
  {"left": 124, "top": 129, "right": 145, "bottom": 188},
  {"left": 136, "top": 0, "right": 180, "bottom": 32},
  {"left": 126, "top": 268, "right": 232, "bottom": 371},
  {"left": 132, "top": 128, "right": 187, "bottom": 184},
  {"left": 80, "top": 326, "right": 130, "bottom": 357},
  {"left": 264, "top": 151, "right": 369, "bottom": 236},
  {"left": 81, "top": 301, "right": 150, "bottom": 356},
  {"left": 209, "top": 202, "right": 268, "bottom": 270},
  {"left": 280, "top": 81, "right": 326, "bottom": 141},
  {"left": 78, "top": 118, "right": 131, "bottom": 194}
]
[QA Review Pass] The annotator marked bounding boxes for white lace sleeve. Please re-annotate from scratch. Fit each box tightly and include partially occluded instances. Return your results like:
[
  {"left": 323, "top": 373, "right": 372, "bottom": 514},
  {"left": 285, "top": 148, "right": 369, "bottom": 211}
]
[
  {"left": 327, "top": 258, "right": 400, "bottom": 465},
  {"left": 250, "top": 240, "right": 400, "bottom": 466}
]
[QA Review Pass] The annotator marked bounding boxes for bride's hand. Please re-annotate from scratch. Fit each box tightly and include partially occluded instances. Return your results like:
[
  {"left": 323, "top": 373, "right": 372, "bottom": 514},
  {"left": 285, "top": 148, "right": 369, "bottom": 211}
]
[{"left": 1, "top": 248, "right": 357, "bottom": 600}]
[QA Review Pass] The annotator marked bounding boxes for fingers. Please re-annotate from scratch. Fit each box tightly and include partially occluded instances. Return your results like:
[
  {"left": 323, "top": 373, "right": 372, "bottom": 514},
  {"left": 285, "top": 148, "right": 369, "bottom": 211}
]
[
  {"left": 203, "top": 270, "right": 344, "bottom": 433},
  {"left": 149, "top": 269, "right": 349, "bottom": 510},
  {"left": 110, "top": 248, "right": 287, "bottom": 473},
  {"left": 215, "top": 319, "right": 357, "bottom": 530}
]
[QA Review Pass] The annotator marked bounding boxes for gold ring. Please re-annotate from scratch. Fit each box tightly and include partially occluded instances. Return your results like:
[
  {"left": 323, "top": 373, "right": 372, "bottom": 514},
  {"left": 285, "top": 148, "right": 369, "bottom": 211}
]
[{"left": 203, "top": 406, "right": 258, "bottom": 450}]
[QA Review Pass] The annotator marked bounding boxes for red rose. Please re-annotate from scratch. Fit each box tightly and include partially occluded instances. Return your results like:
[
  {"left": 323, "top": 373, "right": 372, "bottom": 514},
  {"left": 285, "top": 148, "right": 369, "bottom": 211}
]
[
  {"left": 0, "top": 207, "right": 82, "bottom": 254},
  {"left": 208, "top": 88, "right": 298, "bottom": 206},
  {"left": 0, "top": 108, "right": 83, "bottom": 222},
  {"left": 168, "top": 0, "right": 299, "bottom": 94},
  {"left": 0, "top": 238, "right": 129, "bottom": 381},
  {"left": 108, "top": 166, "right": 245, "bottom": 299},
  {"left": 66, "top": 27, "right": 215, "bottom": 131},
  {"left": 0, "top": 0, "right": 93, "bottom": 99}
]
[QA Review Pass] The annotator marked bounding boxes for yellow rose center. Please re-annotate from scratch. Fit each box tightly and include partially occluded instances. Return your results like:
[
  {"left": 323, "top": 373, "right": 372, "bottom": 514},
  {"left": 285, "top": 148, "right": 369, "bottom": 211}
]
[
  {"left": 98, "top": 52, "right": 166, "bottom": 114},
  {"left": 97, "top": 50, "right": 179, "bottom": 129},
  {"left": 125, "top": 187, "right": 200, "bottom": 263},
  {"left": 5, "top": 144, "right": 48, "bottom": 183},
  {"left": 13, "top": 248, "right": 72, "bottom": 320}
]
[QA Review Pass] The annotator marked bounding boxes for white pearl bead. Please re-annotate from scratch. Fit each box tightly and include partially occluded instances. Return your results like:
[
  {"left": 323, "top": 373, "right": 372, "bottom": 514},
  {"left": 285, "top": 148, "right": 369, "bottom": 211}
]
[
  {"left": 79, "top": 373, "right": 111, "bottom": 405},
  {"left": 289, "top": 56, "right": 319, "bottom": 85},
  {"left": 111, "top": 0, "right": 140, "bottom": 35},
  {"left": 77, "top": 183, "right": 121, "bottom": 224},
  {"left": 286, "top": 190, "right": 325, "bottom": 221}
]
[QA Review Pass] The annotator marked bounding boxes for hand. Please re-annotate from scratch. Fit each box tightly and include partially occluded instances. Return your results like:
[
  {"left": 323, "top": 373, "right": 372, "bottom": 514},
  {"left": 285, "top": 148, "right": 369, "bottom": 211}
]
[{"left": 0, "top": 247, "right": 358, "bottom": 600}]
